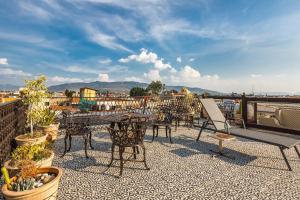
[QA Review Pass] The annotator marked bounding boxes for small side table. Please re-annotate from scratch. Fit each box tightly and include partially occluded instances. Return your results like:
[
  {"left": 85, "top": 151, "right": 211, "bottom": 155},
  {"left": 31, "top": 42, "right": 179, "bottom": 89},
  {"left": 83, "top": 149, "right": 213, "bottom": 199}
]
[{"left": 209, "top": 133, "right": 236, "bottom": 159}]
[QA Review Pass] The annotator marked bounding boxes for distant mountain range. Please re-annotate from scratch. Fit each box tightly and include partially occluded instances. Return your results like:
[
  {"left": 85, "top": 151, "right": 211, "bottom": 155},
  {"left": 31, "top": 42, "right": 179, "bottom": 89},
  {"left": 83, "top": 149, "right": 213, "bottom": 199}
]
[
  {"left": 2, "top": 82, "right": 300, "bottom": 96},
  {"left": 47, "top": 81, "right": 222, "bottom": 95}
]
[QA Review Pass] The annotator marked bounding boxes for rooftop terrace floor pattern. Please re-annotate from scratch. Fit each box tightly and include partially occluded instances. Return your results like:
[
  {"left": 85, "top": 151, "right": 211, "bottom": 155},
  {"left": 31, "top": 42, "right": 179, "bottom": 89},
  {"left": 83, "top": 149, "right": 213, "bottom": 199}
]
[{"left": 2, "top": 126, "right": 300, "bottom": 199}]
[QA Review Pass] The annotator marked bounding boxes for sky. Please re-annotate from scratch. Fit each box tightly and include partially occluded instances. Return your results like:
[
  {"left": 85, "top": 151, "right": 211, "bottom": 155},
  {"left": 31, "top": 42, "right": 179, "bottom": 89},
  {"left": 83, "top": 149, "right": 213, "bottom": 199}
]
[{"left": 1, "top": 0, "right": 300, "bottom": 93}]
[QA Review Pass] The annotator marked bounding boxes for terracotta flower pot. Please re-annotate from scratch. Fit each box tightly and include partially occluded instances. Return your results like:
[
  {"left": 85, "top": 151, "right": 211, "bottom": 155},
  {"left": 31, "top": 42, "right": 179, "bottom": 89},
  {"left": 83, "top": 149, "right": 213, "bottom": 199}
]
[
  {"left": 1, "top": 167, "right": 63, "bottom": 200},
  {"left": 4, "top": 151, "right": 55, "bottom": 177},
  {"left": 38, "top": 123, "right": 60, "bottom": 141},
  {"left": 15, "top": 134, "right": 47, "bottom": 147}
]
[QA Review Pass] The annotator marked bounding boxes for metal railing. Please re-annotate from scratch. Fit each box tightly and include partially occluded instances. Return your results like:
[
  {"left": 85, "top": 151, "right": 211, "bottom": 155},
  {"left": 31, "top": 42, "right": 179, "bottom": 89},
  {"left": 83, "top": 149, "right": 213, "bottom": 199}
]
[{"left": 1, "top": 94, "right": 300, "bottom": 170}]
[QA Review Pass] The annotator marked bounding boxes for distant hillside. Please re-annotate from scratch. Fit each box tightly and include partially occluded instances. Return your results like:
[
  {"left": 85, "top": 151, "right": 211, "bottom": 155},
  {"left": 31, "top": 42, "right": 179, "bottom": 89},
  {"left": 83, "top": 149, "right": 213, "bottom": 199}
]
[
  {"left": 0, "top": 84, "right": 20, "bottom": 91},
  {"left": 48, "top": 81, "right": 222, "bottom": 95}
]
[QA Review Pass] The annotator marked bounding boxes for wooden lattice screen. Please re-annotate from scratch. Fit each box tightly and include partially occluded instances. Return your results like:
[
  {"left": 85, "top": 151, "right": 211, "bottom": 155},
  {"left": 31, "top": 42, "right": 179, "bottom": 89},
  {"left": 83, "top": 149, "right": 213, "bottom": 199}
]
[{"left": 0, "top": 100, "right": 26, "bottom": 168}]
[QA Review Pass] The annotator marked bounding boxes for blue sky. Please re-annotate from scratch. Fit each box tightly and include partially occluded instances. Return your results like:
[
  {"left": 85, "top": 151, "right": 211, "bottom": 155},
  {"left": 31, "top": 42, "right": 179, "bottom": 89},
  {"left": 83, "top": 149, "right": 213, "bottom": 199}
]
[{"left": 1, "top": 0, "right": 300, "bottom": 93}]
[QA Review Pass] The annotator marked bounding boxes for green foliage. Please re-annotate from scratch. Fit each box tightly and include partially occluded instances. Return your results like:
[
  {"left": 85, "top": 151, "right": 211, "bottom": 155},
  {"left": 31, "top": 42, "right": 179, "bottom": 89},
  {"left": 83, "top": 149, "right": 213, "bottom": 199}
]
[
  {"left": 65, "top": 89, "right": 76, "bottom": 98},
  {"left": 37, "top": 108, "right": 56, "bottom": 126},
  {"left": 11, "top": 142, "right": 52, "bottom": 166},
  {"left": 11, "top": 160, "right": 37, "bottom": 191},
  {"left": 147, "top": 81, "right": 164, "bottom": 95},
  {"left": 129, "top": 87, "right": 148, "bottom": 97},
  {"left": 22, "top": 75, "right": 48, "bottom": 106},
  {"left": 22, "top": 75, "right": 49, "bottom": 136},
  {"left": 11, "top": 177, "right": 35, "bottom": 192}
]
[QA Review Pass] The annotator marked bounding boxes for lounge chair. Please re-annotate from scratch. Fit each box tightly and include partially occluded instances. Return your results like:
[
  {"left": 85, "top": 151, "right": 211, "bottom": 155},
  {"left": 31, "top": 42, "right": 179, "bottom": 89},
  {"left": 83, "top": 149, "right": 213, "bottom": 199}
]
[{"left": 196, "top": 98, "right": 300, "bottom": 171}]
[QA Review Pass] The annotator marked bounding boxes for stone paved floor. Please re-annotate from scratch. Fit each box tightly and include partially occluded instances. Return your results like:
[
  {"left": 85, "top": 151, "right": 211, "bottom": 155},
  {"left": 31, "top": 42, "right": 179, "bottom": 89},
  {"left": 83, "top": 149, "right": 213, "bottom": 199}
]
[{"left": 2, "top": 126, "right": 300, "bottom": 199}]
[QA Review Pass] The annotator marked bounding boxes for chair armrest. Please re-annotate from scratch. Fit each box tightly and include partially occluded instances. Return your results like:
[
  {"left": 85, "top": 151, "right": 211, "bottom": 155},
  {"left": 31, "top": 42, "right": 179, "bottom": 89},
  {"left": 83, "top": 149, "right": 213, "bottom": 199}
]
[{"left": 210, "top": 119, "right": 231, "bottom": 133}]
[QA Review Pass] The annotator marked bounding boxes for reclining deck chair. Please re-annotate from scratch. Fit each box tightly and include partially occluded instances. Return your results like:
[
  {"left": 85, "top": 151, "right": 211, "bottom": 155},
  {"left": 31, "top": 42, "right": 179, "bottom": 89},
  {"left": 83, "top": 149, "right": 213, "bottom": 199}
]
[{"left": 197, "top": 98, "right": 300, "bottom": 171}]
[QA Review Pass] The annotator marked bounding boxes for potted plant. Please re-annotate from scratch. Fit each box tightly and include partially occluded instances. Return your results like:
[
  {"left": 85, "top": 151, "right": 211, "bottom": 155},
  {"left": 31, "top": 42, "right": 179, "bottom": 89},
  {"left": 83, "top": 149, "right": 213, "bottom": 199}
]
[
  {"left": 15, "top": 76, "right": 49, "bottom": 146},
  {"left": 37, "top": 108, "right": 60, "bottom": 141},
  {"left": 1, "top": 161, "right": 62, "bottom": 200},
  {"left": 4, "top": 142, "right": 54, "bottom": 176}
]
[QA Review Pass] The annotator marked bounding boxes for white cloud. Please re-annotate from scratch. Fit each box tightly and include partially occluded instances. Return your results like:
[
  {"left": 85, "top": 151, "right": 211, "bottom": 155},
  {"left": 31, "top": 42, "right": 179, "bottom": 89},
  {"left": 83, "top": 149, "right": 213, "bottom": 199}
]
[
  {"left": 0, "top": 58, "right": 8, "bottom": 65},
  {"left": 98, "top": 58, "right": 112, "bottom": 64},
  {"left": 176, "top": 57, "right": 182, "bottom": 63},
  {"left": 0, "top": 32, "right": 65, "bottom": 52},
  {"left": 124, "top": 76, "right": 144, "bottom": 82},
  {"left": 250, "top": 74, "right": 262, "bottom": 78},
  {"left": 84, "top": 24, "right": 132, "bottom": 52},
  {"left": 98, "top": 73, "right": 109, "bottom": 82},
  {"left": 0, "top": 68, "right": 31, "bottom": 76},
  {"left": 189, "top": 58, "right": 195, "bottom": 62},
  {"left": 62, "top": 64, "right": 127, "bottom": 74},
  {"left": 65, "top": 65, "right": 99, "bottom": 74},
  {"left": 97, "top": 14, "right": 145, "bottom": 42},
  {"left": 49, "top": 76, "right": 83, "bottom": 83},
  {"left": 144, "top": 69, "right": 161, "bottom": 81},
  {"left": 180, "top": 65, "right": 201, "bottom": 79},
  {"left": 19, "top": 1, "right": 52, "bottom": 20},
  {"left": 119, "top": 48, "right": 173, "bottom": 71}
]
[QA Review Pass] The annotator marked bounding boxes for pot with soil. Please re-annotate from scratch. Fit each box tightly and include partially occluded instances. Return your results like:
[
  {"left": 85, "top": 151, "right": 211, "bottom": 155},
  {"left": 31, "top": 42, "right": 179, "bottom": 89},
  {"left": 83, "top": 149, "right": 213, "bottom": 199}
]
[
  {"left": 15, "top": 132, "right": 47, "bottom": 146},
  {"left": 1, "top": 165, "right": 63, "bottom": 200}
]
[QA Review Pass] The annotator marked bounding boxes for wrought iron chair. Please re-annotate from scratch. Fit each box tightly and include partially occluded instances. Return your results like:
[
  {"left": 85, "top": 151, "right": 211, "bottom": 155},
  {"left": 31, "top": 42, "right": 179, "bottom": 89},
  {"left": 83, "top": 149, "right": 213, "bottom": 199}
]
[
  {"left": 107, "top": 117, "right": 149, "bottom": 176},
  {"left": 152, "top": 106, "right": 173, "bottom": 144},
  {"left": 61, "top": 111, "right": 94, "bottom": 158}
]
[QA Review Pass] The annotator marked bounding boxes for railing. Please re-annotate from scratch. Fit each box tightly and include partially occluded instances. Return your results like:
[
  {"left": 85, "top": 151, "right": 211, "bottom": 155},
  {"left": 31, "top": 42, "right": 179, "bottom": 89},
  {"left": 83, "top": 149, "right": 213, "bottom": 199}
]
[
  {"left": 206, "top": 95, "right": 300, "bottom": 135},
  {"left": 1, "top": 94, "right": 300, "bottom": 170},
  {"left": 48, "top": 95, "right": 300, "bottom": 136},
  {"left": 48, "top": 96, "right": 201, "bottom": 114},
  {"left": 0, "top": 100, "right": 26, "bottom": 169}
]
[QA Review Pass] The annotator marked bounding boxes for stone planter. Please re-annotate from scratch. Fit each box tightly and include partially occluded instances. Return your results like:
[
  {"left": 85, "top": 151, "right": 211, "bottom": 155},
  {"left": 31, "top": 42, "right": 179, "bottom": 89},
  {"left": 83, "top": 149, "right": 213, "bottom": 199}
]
[
  {"left": 1, "top": 167, "right": 63, "bottom": 200},
  {"left": 38, "top": 123, "right": 60, "bottom": 141},
  {"left": 4, "top": 151, "right": 55, "bottom": 177},
  {"left": 15, "top": 134, "right": 47, "bottom": 147}
]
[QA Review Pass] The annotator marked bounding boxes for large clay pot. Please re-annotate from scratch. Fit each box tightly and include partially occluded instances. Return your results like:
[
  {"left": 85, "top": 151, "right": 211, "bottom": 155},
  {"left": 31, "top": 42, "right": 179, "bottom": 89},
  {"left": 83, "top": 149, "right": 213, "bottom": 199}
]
[
  {"left": 4, "top": 151, "right": 55, "bottom": 177},
  {"left": 1, "top": 167, "right": 63, "bottom": 200},
  {"left": 38, "top": 123, "right": 60, "bottom": 141},
  {"left": 15, "top": 134, "right": 47, "bottom": 147}
]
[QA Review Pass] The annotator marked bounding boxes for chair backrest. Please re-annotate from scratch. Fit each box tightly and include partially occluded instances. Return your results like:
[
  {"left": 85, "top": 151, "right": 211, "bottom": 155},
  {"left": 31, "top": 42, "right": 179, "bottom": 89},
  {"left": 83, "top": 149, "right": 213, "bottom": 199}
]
[
  {"left": 200, "top": 99, "right": 228, "bottom": 131},
  {"left": 108, "top": 117, "right": 148, "bottom": 146}
]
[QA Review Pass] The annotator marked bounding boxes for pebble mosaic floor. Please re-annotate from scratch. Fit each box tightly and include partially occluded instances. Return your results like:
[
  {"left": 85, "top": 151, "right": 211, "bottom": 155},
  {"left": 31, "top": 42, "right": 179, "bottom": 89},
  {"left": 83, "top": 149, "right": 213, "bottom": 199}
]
[{"left": 1, "top": 126, "right": 300, "bottom": 199}]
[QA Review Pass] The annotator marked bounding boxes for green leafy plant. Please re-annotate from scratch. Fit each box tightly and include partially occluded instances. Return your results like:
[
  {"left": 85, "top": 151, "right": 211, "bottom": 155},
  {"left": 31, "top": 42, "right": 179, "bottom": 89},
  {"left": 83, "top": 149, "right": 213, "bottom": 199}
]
[
  {"left": 146, "top": 81, "right": 164, "bottom": 95},
  {"left": 130, "top": 87, "right": 148, "bottom": 97},
  {"left": 21, "top": 75, "right": 49, "bottom": 137},
  {"left": 38, "top": 108, "right": 56, "bottom": 126},
  {"left": 10, "top": 142, "right": 52, "bottom": 167},
  {"left": 11, "top": 160, "right": 37, "bottom": 192}
]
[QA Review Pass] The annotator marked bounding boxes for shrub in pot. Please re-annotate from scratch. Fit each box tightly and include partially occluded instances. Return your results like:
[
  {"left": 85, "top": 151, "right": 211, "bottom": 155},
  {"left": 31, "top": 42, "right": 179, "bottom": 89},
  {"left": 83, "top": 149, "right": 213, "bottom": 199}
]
[
  {"left": 37, "top": 108, "right": 59, "bottom": 141},
  {"left": 4, "top": 142, "right": 54, "bottom": 176},
  {"left": 1, "top": 161, "right": 63, "bottom": 200},
  {"left": 15, "top": 76, "right": 49, "bottom": 146}
]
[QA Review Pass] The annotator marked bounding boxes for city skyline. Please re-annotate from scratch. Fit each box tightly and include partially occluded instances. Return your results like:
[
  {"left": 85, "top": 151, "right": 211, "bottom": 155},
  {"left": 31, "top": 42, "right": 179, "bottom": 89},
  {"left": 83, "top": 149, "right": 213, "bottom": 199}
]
[{"left": 1, "top": 0, "right": 300, "bottom": 93}]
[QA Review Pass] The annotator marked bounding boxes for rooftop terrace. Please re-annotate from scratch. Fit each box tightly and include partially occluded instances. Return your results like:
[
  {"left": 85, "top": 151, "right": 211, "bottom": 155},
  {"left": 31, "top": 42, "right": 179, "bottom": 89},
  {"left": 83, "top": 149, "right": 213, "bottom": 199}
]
[
  {"left": 3, "top": 126, "right": 297, "bottom": 199},
  {"left": 1, "top": 96, "right": 300, "bottom": 199}
]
